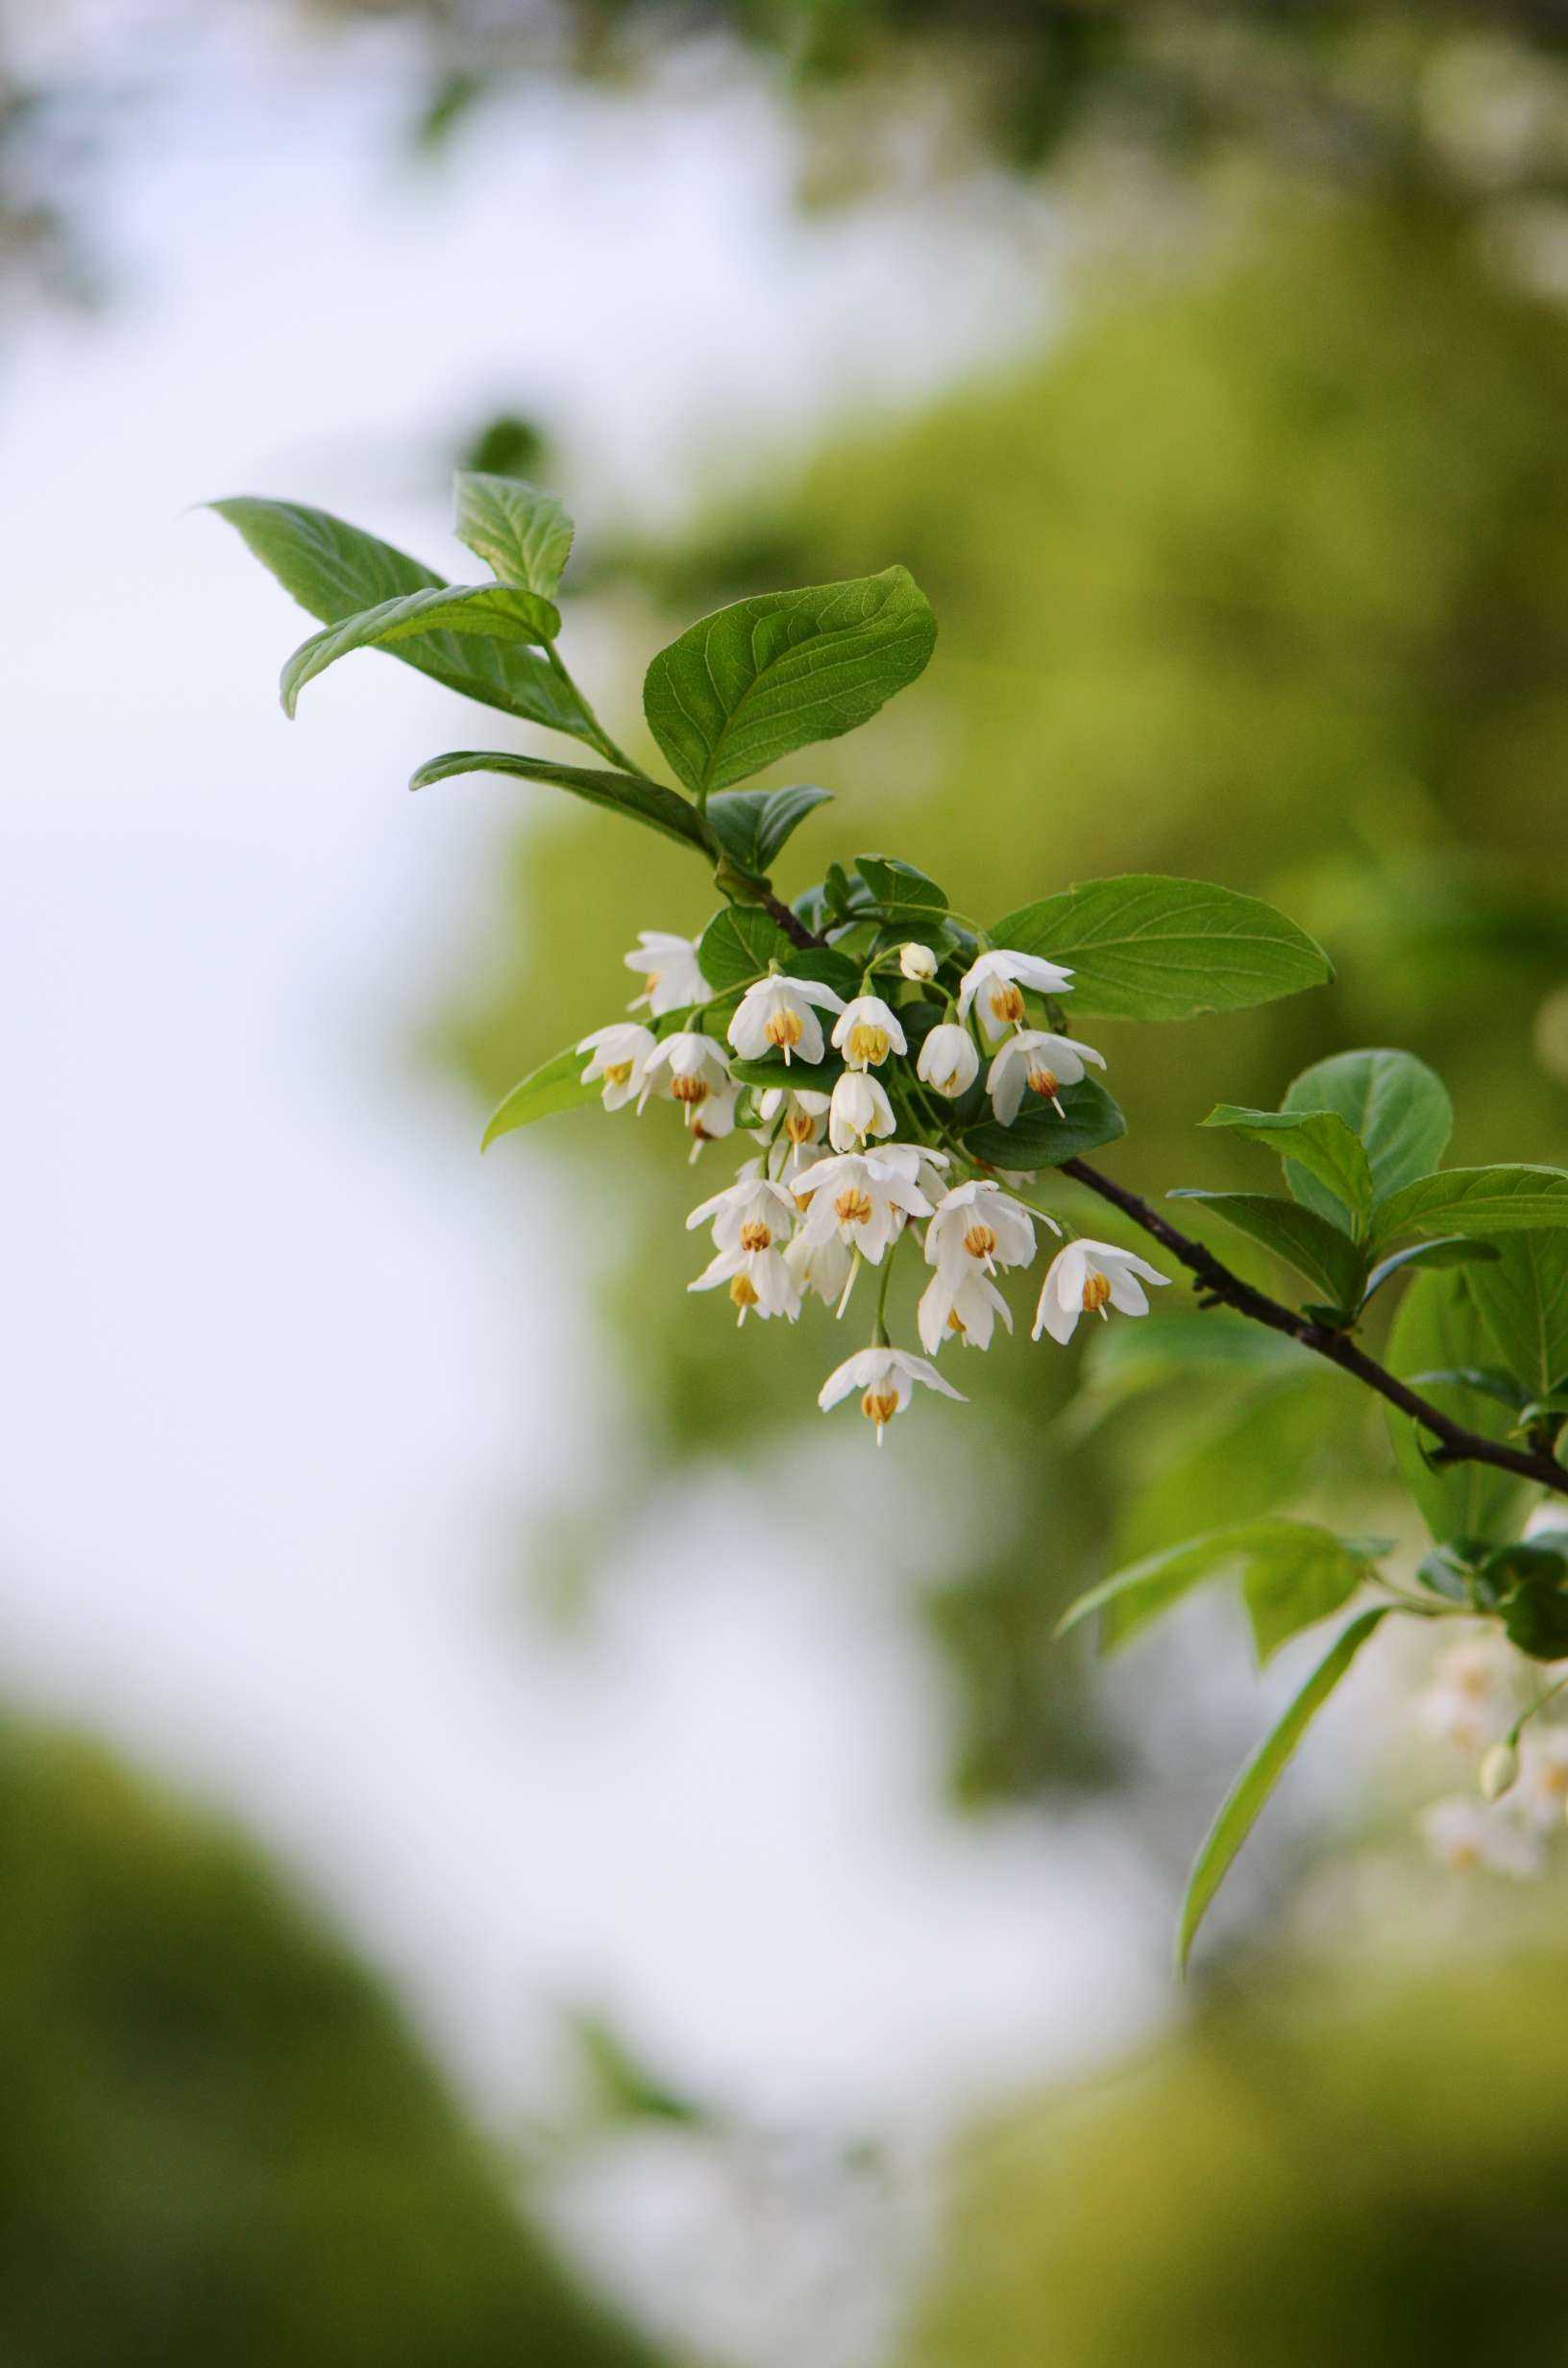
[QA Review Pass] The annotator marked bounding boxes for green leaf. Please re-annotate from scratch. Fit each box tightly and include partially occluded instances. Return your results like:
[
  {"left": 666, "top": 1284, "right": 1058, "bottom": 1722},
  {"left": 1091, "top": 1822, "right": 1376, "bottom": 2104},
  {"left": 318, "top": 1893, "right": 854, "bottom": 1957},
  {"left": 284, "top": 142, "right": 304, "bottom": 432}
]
[
  {"left": 729, "top": 1052, "right": 845, "bottom": 1093},
  {"left": 962, "top": 1078, "right": 1127, "bottom": 1171},
  {"left": 480, "top": 1045, "right": 600, "bottom": 1149},
  {"left": 1359, "top": 1235, "right": 1501, "bottom": 1307},
  {"left": 453, "top": 472, "right": 574, "bottom": 596},
  {"left": 1169, "top": 1191, "right": 1367, "bottom": 1311},
  {"left": 1385, "top": 1270, "right": 1528, "bottom": 1544},
  {"left": 1056, "top": 1518, "right": 1377, "bottom": 1663},
  {"left": 785, "top": 945, "right": 862, "bottom": 1001},
  {"left": 1178, "top": 1607, "right": 1392, "bottom": 1973},
  {"left": 408, "top": 749, "right": 708, "bottom": 853},
  {"left": 1281, "top": 1048, "right": 1452, "bottom": 1225},
  {"left": 281, "top": 583, "right": 560, "bottom": 716},
  {"left": 986, "top": 876, "right": 1332, "bottom": 1023},
  {"left": 1201, "top": 1105, "right": 1373, "bottom": 1228},
  {"left": 706, "top": 785, "right": 832, "bottom": 875},
  {"left": 855, "top": 853, "right": 947, "bottom": 919},
  {"left": 1373, "top": 1166, "right": 1568, "bottom": 1247},
  {"left": 1464, "top": 1231, "right": 1568, "bottom": 1399},
  {"left": 209, "top": 495, "right": 597, "bottom": 741},
  {"left": 643, "top": 566, "right": 936, "bottom": 798},
  {"left": 697, "top": 908, "right": 796, "bottom": 993}
]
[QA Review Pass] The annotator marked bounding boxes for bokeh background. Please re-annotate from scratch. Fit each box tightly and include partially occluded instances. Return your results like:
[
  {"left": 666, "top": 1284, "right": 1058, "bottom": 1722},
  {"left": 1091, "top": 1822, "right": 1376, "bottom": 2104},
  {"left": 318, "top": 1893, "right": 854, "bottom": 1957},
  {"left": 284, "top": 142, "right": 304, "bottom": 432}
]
[{"left": 7, "top": 3, "right": 1568, "bottom": 2361}]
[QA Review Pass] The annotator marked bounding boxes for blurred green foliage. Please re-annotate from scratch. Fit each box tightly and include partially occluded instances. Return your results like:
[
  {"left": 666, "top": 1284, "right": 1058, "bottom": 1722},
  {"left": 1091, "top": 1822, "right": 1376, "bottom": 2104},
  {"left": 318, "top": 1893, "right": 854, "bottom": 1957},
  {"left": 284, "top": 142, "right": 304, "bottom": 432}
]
[
  {"left": 0, "top": 1717, "right": 658, "bottom": 2368},
  {"left": 907, "top": 1949, "right": 1568, "bottom": 2366}
]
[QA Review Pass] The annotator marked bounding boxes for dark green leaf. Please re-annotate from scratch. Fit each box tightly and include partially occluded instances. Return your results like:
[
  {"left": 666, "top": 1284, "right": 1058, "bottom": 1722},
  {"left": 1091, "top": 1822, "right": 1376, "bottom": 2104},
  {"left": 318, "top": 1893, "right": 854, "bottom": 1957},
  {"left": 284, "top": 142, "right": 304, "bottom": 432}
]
[
  {"left": 408, "top": 749, "right": 708, "bottom": 853},
  {"left": 1201, "top": 1105, "right": 1373, "bottom": 1227},
  {"left": 643, "top": 566, "right": 936, "bottom": 797},
  {"left": 962, "top": 1078, "right": 1127, "bottom": 1171},
  {"left": 1373, "top": 1166, "right": 1568, "bottom": 1247},
  {"left": 729, "top": 1052, "right": 845, "bottom": 1093},
  {"left": 453, "top": 472, "right": 574, "bottom": 596},
  {"left": 281, "top": 582, "right": 559, "bottom": 716},
  {"left": 706, "top": 784, "right": 832, "bottom": 875},
  {"left": 697, "top": 907, "right": 796, "bottom": 992},
  {"left": 1178, "top": 1608, "right": 1393, "bottom": 1974},
  {"left": 1360, "top": 1236, "right": 1500, "bottom": 1306},
  {"left": 1465, "top": 1232, "right": 1568, "bottom": 1401},
  {"left": 1282, "top": 1048, "right": 1452, "bottom": 1225},
  {"left": 986, "top": 876, "right": 1331, "bottom": 1024},
  {"left": 855, "top": 853, "right": 947, "bottom": 919},
  {"left": 481, "top": 1045, "right": 600, "bottom": 1148},
  {"left": 785, "top": 945, "right": 861, "bottom": 1000},
  {"left": 1169, "top": 1191, "right": 1366, "bottom": 1311},
  {"left": 1386, "top": 1271, "right": 1529, "bottom": 1543}
]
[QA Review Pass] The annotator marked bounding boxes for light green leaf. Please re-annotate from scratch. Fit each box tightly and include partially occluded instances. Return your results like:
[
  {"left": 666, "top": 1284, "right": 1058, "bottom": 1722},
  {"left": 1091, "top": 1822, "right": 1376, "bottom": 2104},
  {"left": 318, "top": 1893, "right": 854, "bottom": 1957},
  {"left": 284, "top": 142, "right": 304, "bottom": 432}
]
[
  {"left": 697, "top": 907, "right": 797, "bottom": 993},
  {"left": 643, "top": 566, "right": 936, "bottom": 797},
  {"left": 1373, "top": 1166, "right": 1568, "bottom": 1247},
  {"left": 987, "top": 876, "right": 1332, "bottom": 1023},
  {"left": 1282, "top": 1048, "right": 1452, "bottom": 1225},
  {"left": 1359, "top": 1235, "right": 1500, "bottom": 1307},
  {"left": 1169, "top": 1191, "right": 1367, "bottom": 1311},
  {"left": 1057, "top": 1518, "right": 1378, "bottom": 1663},
  {"left": 1385, "top": 1270, "right": 1528, "bottom": 1543},
  {"left": 481, "top": 1045, "right": 600, "bottom": 1149},
  {"left": 210, "top": 495, "right": 597, "bottom": 740},
  {"left": 282, "top": 583, "right": 560, "bottom": 716},
  {"left": 1201, "top": 1105, "right": 1373, "bottom": 1228},
  {"left": 706, "top": 785, "right": 832, "bottom": 875},
  {"left": 962, "top": 1078, "right": 1127, "bottom": 1171},
  {"left": 1464, "top": 1231, "right": 1568, "bottom": 1398},
  {"left": 408, "top": 749, "right": 708, "bottom": 853},
  {"left": 453, "top": 472, "right": 574, "bottom": 596},
  {"left": 855, "top": 853, "right": 948, "bottom": 918},
  {"left": 1178, "top": 1608, "right": 1392, "bottom": 1973}
]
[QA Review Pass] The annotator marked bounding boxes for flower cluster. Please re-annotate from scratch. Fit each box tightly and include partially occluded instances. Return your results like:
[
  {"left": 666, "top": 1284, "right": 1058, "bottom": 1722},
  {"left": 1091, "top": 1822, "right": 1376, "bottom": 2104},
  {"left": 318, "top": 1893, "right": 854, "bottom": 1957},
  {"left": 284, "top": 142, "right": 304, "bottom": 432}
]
[
  {"left": 575, "top": 926, "right": 1169, "bottom": 1441},
  {"left": 1414, "top": 1617, "right": 1568, "bottom": 1880}
]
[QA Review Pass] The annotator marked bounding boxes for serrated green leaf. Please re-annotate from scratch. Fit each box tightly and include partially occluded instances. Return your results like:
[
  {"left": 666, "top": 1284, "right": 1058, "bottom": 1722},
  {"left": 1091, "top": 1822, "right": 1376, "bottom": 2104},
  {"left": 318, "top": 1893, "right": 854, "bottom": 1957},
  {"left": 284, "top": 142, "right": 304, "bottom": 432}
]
[
  {"left": 1282, "top": 1048, "right": 1452, "bottom": 1225},
  {"left": 987, "top": 876, "right": 1332, "bottom": 1023},
  {"left": 209, "top": 495, "right": 597, "bottom": 741},
  {"left": 1464, "top": 1232, "right": 1568, "bottom": 1399},
  {"left": 1202, "top": 1105, "right": 1373, "bottom": 1228},
  {"left": 481, "top": 1045, "right": 600, "bottom": 1148},
  {"left": 1169, "top": 1190, "right": 1367, "bottom": 1310},
  {"left": 1359, "top": 1235, "right": 1500, "bottom": 1306},
  {"left": 1373, "top": 1166, "right": 1568, "bottom": 1247},
  {"left": 643, "top": 566, "right": 936, "bottom": 798},
  {"left": 855, "top": 853, "right": 947, "bottom": 919},
  {"left": 962, "top": 1078, "right": 1127, "bottom": 1171},
  {"left": 408, "top": 749, "right": 708, "bottom": 852},
  {"left": 697, "top": 907, "right": 796, "bottom": 992},
  {"left": 282, "top": 582, "right": 559, "bottom": 715},
  {"left": 1178, "top": 1607, "right": 1392, "bottom": 1973},
  {"left": 1057, "top": 1518, "right": 1377, "bottom": 1664},
  {"left": 1386, "top": 1270, "right": 1528, "bottom": 1543},
  {"left": 453, "top": 472, "right": 574, "bottom": 596},
  {"left": 706, "top": 784, "right": 832, "bottom": 875}
]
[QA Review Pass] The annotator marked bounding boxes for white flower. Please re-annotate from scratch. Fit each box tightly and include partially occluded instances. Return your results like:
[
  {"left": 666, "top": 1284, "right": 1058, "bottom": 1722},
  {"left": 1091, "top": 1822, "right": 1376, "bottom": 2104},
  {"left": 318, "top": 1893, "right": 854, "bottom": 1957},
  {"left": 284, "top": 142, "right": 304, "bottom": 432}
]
[
  {"left": 624, "top": 930, "right": 710, "bottom": 1018},
  {"left": 818, "top": 1344, "right": 966, "bottom": 1441},
  {"left": 755, "top": 1086, "right": 829, "bottom": 1148},
  {"left": 1516, "top": 1726, "right": 1568, "bottom": 1830},
  {"left": 876, "top": 1141, "right": 952, "bottom": 1204},
  {"left": 773, "top": 1135, "right": 833, "bottom": 1195},
  {"left": 576, "top": 1022, "right": 656, "bottom": 1111},
  {"left": 986, "top": 1029, "right": 1106, "bottom": 1126},
  {"left": 925, "top": 1178, "right": 1045, "bottom": 1282},
  {"left": 784, "top": 1228, "right": 854, "bottom": 1306},
  {"left": 918, "top": 1266, "right": 1014, "bottom": 1355},
  {"left": 1419, "top": 1795, "right": 1544, "bottom": 1878},
  {"left": 831, "top": 995, "right": 907, "bottom": 1070},
  {"left": 958, "top": 949, "right": 1075, "bottom": 1045},
  {"left": 899, "top": 942, "right": 939, "bottom": 982},
  {"left": 686, "top": 1172, "right": 796, "bottom": 1254},
  {"left": 689, "top": 1244, "right": 801, "bottom": 1326},
  {"left": 795, "top": 1149, "right": 934, "bottom": 1264},
  {"left": 916, "top": 1023, "right": 980, "bottom": 1098},
  {"left": 827, "top": 1070, "right": 896, "bottom": 1152},
  {"left": 640, "top": 1031, "right": 732, "bottom": 1127},
  {"left": 1032, "top": 1238, "right": 1170, "bottom": 1344},
  {"left": 1418, "top": 1635, "right": 1516, "bottom": 1752},
  {"left": 685, "top": 1082, "right": 739, "bottom": 1160},
  {"left": 728, "top": 974, "right": 845, "bottom": 1067}
]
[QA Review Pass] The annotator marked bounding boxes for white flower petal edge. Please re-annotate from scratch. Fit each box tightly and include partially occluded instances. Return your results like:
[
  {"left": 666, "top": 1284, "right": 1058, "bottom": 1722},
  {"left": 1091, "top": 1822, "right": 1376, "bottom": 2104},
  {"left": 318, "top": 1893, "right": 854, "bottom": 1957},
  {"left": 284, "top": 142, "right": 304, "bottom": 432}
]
[
  {"left": 830, "top": 995, "right": 908, "bottom": 1070},
  {"left": 818, "top": 1345, "right": 966, "bottom": 1441},
  {"left": 576, "top": 1023, "right": 657, "bottom": 1111},
  {"left": 727, "top": 975, "right": 845, "bottom": 1067},
  {"left": 624, "top": 930, "right": 710, "bottom": 1018},
  {"left": 827, "top": 1070, "right": 896, "bottom": 1152},
  {"left": 987, "top": 1029, "right": 1106, "bottom": 1126},
  {"left": 957, "top": 949, "right": 1075, "bottom": 1045},
  {"left": 1032, "top": 1238, "right": 1171, "bottom": 1344},
  {"left": 918, "top": 1267, "right": 1014, "bottom": 1355},
  {"left": 688, "top": 1245, "right": 801, "bottom": 1325},
  {"left": 925, "top": 1178, "right": 1045, "bottom": 1281},
  {"left": 685, "top": 1173, "right": 797, "bottom": 1250}
]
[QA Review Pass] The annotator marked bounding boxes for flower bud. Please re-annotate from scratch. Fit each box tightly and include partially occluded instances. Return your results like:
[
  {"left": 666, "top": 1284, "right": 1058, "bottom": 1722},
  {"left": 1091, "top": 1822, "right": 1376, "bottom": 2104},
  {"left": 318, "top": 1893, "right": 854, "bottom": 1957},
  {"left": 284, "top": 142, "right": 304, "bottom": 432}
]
[
  {"left": 899, "top": 942, "right": 938, "bottom": 982},
  {"left": 1480, "top": 1741, "right": 1519, "bottom": 1801}
]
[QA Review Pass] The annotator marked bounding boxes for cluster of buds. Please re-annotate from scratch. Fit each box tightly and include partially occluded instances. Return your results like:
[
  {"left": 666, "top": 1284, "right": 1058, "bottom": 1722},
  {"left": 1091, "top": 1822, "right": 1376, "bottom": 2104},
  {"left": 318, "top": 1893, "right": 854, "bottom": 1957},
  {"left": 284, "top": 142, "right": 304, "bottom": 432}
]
[
  {"left": 1416, "top": 1626, "right": 1568, "bottom": 1879},
  {"left": 575, "top": 925, "right": 1169, "bottom": 1442}
]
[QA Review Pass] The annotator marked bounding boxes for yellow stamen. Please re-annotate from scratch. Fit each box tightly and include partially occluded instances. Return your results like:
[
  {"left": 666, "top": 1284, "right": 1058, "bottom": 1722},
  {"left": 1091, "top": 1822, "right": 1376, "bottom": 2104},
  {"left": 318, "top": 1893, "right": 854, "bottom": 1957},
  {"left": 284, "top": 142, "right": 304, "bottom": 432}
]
[
  {"left": 1541, "top": 1761, "right": 1568, "bottom": 1798},
  {"left": 729, "top": 1272, "right": 760, "bottom": 1318},
  {"left": 765, "top": 1006, "right": 804, "bottom": 1051},
  {"left": 946, "top": 1308, "right": 968, "bottom": 1335},
  {"left": 938, "top": 1067, "right": 964, "bottom": 1094},
  {"left": 989, "top": 982, "right": 1025, "bottom": 1026},
  {"left": 739, "top": 1220, "right": 772, "bottom": 1252},
  {"left": 1026, "top": 1066, "right": 1059, "bottom": 1100},
  {"left": 604, "top": 1059, "right": 634, "bottom": 1088},
  {"left": 785, "top": 1109, "right": 816, "bottom": 1145},
  {"left": 672, "top": 1074, "right": 710, "bottom": 1108},
  {"left": 835, "top": 1187, "right": 873, "bottom": 1225},
  {"left": 861, "top": 1388, "right": 899, "bottom": 1427},
  {"left": 848, "top": 1022, "right": 891, "bottom": 1066},
  {"left": 1082, "top": 1270, "right": 1113, "bottom": 1315},
  {"left": 963, "top": 1222, "right": 997, "bottom": 1262},
  {"left": 794, "top": 1187, "right": 815, "bottom": 1213}
]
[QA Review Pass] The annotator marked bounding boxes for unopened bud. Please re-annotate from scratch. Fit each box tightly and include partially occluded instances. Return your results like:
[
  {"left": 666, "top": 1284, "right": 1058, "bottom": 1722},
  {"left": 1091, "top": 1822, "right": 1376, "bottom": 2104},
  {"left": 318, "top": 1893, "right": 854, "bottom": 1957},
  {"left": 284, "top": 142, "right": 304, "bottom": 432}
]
[
  {"left": 899, "top": 942, "right": 938, "bottom": 983},
  {"left": 1480, "top": 1741, "right": 1519, "bottom": 1801}
]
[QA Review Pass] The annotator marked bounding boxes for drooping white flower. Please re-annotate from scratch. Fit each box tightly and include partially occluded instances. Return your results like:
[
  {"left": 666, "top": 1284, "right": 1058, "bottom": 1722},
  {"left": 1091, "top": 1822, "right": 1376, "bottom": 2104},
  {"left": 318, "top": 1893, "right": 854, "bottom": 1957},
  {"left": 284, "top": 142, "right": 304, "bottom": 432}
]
[
  {"left": 795, "top": 1149, "right": 934, "bottom": 1264},
  {"left": 827, "top": 1069, "right": 896, "bottom": 1153},
  {"left": 831, "top": 995, "right": 907, "bottom": 1071},
  {"left": 755, "top": 1085, "right": 830, "bottom": 1148},
  {"left": 1419, "top": 1795, "right": 1544, "bottom": 1878},
  {"left": 916, "top": 1023, "right": 980, "bottom": 1098},
  {"left": 987, "top": 1029, "right": 1106, "bottom": 1126},
  {"left": 624, "top": 930, "right": 710, "bottom": 1018},
  {"left": 1418, "top": 1634, "right": 1516, "bottom": 1752},
  {"left": 784, "top": 1228, "right": 854, "bottom": 1307},
  {"left": 1515, "top": 1726, "right": 1568, "bottom": 1830},
  {"left": 925, "top": 1178, "right": 1044, "bottom": 1282},
  {"left": 958, "top": 949, "right": 1075, "bottom": 1045},
  {"left": 640, "top": 1030, "right": 732, "bottom": 1127},
  {"left": 876, "top": 1141, "right": 952, "bottom": 1204},
  {"left": 728, "top": 974, "right": 845, "bottom": 1067},
  {"left": 686, "top": 1083, "right": 740, "bottom": 1160},
  {"left": 686, "top": 1172, "right": 797, "bottom": 1254},
  {"left": 1032, "top": 1238, "right": 1170, "bottom": 1344},
  {"left": 576, "top": 1022, "right": 657, "bottom": 1112},
  {"left": 899, "top": 942, "right": 939, "bottom": 983},
  {"left": 689, "top": 1243, "right": 801, "bottom": 1326},
  {"left": 818, "top": 1344, "right": 966, "bottom": 1442},
  {"left": 918, "top": 1266, "right": 1014, "bottom": 1355},
  {"left": 773, "top": 1134, "right": 833, "bottom": 1196}
]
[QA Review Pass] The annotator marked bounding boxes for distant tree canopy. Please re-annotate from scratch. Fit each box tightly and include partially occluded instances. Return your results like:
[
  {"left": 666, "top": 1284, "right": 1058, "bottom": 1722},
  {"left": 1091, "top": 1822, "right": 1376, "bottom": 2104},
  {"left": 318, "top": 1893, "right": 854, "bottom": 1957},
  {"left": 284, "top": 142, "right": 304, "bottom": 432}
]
[{"left": 0, "top": 1717, "right": 659, "bottom": 2368}]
